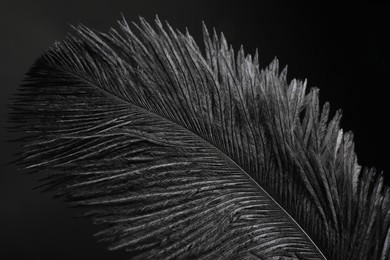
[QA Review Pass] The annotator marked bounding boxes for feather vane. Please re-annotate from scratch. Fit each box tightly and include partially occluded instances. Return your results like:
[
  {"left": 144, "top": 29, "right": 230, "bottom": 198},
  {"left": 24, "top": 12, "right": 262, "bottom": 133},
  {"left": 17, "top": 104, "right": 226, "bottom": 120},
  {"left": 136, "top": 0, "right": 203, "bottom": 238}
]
[{"left": 10, "top": 17, "right": 390, "bottom": 259}]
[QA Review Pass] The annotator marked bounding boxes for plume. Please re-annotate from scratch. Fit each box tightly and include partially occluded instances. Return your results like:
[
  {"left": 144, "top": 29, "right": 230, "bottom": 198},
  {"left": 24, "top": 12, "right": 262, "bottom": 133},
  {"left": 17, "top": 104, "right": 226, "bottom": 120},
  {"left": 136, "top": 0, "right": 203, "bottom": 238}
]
[{"left": 9, "top": 16, "right": 390, "bottom": 259}]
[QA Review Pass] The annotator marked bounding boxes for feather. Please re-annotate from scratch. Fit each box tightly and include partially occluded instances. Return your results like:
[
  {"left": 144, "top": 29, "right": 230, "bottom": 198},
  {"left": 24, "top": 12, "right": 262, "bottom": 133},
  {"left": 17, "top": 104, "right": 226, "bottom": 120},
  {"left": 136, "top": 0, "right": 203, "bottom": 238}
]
[{"left": 9, "top": 16, "right": 390, "bottom": 259}]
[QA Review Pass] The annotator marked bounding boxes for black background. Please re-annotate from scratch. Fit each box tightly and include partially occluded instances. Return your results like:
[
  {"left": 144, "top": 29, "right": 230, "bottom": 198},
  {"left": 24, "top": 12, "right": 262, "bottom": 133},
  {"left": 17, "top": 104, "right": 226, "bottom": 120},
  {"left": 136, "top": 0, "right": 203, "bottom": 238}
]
[{"left": 0, "top": 1, "right": 388, "bottom": 259}]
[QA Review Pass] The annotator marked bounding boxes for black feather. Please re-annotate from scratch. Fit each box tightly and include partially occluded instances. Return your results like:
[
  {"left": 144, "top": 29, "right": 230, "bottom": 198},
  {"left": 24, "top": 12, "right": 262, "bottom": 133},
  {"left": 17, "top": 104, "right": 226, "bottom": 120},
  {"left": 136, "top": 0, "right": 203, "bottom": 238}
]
[{"left": 9, "top": 16, "right": 390, "bottom": 259}]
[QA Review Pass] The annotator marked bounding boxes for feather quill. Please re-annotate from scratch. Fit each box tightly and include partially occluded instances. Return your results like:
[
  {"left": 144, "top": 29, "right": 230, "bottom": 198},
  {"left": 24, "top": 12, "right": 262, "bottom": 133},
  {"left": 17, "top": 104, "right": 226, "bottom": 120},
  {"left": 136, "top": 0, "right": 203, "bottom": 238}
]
[{"left": 9, "top": 16, "right": 390, "bottom": 259}]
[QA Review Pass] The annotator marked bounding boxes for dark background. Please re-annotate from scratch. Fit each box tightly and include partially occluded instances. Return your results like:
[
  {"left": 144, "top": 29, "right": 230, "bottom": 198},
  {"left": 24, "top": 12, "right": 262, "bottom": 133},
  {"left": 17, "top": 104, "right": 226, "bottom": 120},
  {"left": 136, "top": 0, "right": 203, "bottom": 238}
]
[{"left": 0, "top": 1, "right": 388, "bottom": 259}]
